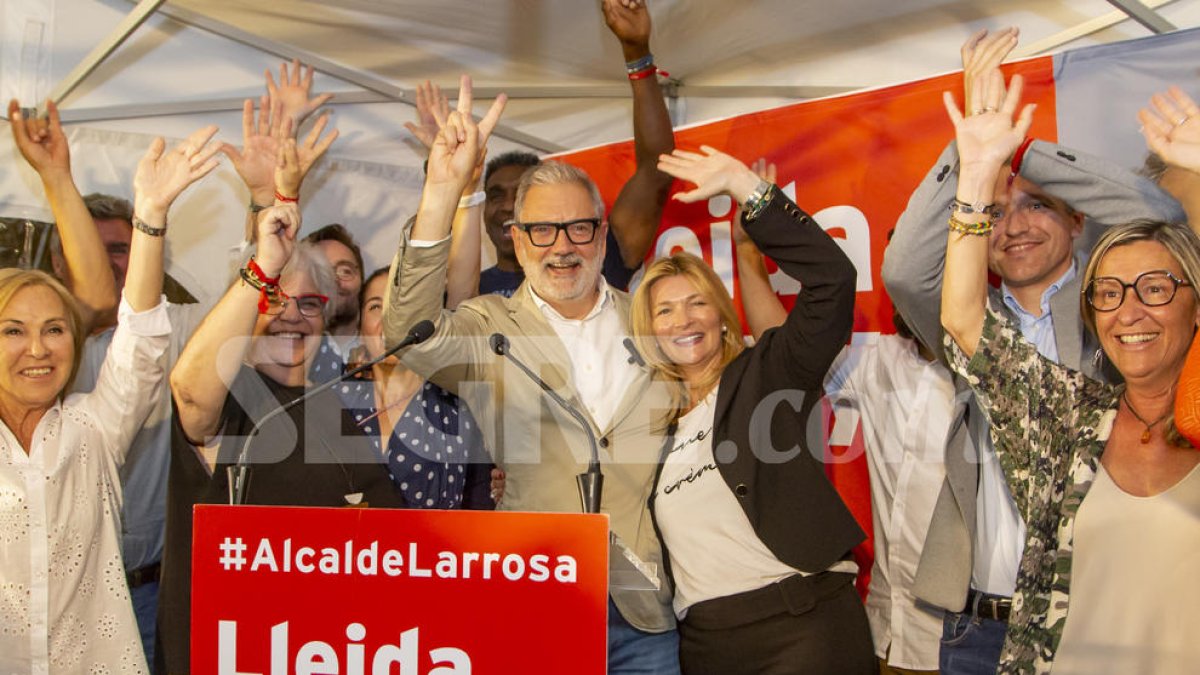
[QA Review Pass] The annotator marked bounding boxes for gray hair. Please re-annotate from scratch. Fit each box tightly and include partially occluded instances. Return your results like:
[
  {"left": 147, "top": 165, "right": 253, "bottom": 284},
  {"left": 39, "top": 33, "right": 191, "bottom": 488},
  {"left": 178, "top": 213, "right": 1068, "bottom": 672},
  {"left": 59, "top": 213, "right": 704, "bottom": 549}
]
[
  {"left": 82, "top": 193, "right": 134, "bottom": 223},
  {"left": 514, "top": 161, "right": 605, "bottom": 221},
  {"left": 279, "top": 242, "right": 338, "bottom": 324}
]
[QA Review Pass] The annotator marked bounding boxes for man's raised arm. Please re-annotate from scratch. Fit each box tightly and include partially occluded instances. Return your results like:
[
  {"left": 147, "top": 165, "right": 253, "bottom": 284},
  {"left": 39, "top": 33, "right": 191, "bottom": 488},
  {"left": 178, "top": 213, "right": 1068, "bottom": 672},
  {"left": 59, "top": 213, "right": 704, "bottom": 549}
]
[{"left": 602, "top": 0, "right": 675, "bottom": 268}]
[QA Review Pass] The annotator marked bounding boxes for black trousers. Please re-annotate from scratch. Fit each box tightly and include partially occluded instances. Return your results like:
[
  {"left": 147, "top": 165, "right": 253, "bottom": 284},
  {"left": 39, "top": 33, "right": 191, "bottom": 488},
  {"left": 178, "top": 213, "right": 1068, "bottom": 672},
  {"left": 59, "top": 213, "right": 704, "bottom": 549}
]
[{"left": 678, "top": 572, "right": 876, "bottom": 675}]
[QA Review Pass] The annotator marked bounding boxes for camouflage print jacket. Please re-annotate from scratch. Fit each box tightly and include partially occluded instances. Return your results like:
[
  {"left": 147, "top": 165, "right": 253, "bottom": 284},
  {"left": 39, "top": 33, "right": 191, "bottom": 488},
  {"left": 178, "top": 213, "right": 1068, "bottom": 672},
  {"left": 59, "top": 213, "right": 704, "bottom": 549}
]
[{"left": 946, "top": 304, "right": 1120, "bottom": 674}]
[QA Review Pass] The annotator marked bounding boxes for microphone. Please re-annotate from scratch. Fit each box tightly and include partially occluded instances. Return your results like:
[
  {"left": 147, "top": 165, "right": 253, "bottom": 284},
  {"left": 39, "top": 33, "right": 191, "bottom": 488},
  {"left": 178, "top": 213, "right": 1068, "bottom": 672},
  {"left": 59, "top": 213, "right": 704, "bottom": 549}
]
[
  {"left": 489, "top": 332, "right": 603, "bottom": 514},
  {"left": 622, "top": 337, "right": 645, "bottom": 367},
  {"left": 227, "top": 319, "right": 436, "bottom": 505}
]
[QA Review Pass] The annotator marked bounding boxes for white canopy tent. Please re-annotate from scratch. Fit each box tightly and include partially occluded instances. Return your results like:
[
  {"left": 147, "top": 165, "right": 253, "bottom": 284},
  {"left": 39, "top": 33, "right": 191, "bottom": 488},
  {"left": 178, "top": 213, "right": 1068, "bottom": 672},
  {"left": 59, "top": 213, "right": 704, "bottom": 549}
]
[{"left": 3, "top": 0, "right": 1200, "bottom": 302}]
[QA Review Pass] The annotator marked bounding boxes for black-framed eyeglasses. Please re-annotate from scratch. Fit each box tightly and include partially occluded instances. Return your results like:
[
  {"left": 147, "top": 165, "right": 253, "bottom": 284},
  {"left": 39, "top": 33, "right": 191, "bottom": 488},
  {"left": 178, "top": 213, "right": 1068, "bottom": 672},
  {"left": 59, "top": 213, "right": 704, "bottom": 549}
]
[
  {"left": 512, "top": 218, "right": 600, "bottom": 247},
  {"left": 1084, "top": 270, "right": 1193, "bottom": 312},
  {"left": 261, "top": 293, "right": 329, "bottom": 317}
]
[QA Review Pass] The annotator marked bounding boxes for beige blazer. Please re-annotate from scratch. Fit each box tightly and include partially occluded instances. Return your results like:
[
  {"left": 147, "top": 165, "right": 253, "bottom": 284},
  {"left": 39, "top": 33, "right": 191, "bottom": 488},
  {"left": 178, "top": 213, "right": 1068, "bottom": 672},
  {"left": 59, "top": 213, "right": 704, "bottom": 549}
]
[{"left": 382, "top": 233, "right": 675, "bottom": 632}]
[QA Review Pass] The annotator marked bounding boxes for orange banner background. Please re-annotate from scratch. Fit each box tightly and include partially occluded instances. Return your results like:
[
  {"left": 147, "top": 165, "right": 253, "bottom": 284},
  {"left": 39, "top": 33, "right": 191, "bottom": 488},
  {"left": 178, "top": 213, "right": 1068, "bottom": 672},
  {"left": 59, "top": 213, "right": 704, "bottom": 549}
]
[{"left": 557, "top": 58, "right": 1058, "bottom": 593}]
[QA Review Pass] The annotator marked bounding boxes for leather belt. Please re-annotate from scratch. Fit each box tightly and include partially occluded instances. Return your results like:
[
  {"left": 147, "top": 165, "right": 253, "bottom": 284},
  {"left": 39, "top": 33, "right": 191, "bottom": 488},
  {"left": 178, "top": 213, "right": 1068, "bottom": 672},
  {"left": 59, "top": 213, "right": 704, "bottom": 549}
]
[
  {"left": 683, "top": 571, "right": 855, "bottom": 630},
  {"left": 966, "top": 588, "right": 1011, "bottom": 623},
  {"left": 126, "top": 561, "right": 161, "bottom": 589}
]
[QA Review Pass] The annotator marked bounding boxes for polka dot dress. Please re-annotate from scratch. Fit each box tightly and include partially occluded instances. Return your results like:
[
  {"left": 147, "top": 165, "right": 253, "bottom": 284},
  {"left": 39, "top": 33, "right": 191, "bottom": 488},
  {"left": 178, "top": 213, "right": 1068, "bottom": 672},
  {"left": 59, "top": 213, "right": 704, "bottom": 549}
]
[{"left": 338, "top": 378, "right": 484, "bottom": 509}]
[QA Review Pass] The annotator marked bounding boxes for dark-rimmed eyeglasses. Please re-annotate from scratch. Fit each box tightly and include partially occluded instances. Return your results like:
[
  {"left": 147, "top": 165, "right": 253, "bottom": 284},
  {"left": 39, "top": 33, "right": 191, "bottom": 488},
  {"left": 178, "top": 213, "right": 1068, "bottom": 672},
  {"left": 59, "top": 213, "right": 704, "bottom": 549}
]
[
  {"left": 511, "top": 218, "right": 600, "bottom": 247},
  {"left": 1084, "top": 270, "right": 1192, "bottom": 312},
  {"left": 261, "top": 293, "right": 329, "bottom": 317}
]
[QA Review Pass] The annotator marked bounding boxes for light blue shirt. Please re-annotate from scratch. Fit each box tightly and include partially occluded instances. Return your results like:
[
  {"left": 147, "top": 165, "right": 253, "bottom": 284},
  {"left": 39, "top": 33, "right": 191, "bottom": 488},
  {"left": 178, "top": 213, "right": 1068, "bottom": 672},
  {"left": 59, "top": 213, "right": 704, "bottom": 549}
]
[{"left": 1000, "top": 262, "right": 1078, "bottom": 363}]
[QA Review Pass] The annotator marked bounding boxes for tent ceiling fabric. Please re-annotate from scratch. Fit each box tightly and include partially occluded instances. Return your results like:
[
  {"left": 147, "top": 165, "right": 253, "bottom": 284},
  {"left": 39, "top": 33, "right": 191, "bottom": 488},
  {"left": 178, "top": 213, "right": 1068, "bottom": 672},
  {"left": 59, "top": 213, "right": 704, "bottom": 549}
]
[
  {"left": 159, "top": 0, "right": 1190, "bottom": 89},
  {"left": 24, "top": 0, "right": 1200, "bottom": 161},
  {"left": 165, "top": 0, "right": 969, "bottom": 85}
]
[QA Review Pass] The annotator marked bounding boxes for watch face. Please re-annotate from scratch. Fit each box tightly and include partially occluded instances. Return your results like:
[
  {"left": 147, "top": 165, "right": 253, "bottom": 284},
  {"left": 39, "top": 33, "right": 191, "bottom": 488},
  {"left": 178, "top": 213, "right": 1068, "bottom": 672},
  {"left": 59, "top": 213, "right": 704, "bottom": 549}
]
[{"left": 951, "top": 199, "right": 991, "bottom": 215}]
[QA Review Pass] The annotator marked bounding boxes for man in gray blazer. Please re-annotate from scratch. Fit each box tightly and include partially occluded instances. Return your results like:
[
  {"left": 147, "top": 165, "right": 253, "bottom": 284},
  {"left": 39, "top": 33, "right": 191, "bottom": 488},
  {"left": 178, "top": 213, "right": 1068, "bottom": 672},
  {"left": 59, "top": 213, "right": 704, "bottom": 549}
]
[
  {"left": 882, "top": 136, "right": 1184, "bottom": 674},
  {"left": 383, "top": 85, "right": 679, "bottom": 673}
]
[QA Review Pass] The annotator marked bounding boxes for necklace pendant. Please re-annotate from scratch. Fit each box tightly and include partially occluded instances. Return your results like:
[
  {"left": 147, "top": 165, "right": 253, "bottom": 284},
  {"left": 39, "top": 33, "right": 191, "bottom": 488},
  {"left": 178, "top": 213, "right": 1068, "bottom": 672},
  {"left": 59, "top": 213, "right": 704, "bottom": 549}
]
[{"left": 1141, "top": 429, "right": 1152, "bottom": 444}]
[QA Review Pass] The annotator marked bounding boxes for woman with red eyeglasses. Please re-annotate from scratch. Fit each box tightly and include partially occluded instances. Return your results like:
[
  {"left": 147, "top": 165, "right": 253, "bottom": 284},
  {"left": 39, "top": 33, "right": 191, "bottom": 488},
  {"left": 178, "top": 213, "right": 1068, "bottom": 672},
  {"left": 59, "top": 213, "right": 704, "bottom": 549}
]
[{"left": 158, "top": 204, "right": 405, "bottom": 673}]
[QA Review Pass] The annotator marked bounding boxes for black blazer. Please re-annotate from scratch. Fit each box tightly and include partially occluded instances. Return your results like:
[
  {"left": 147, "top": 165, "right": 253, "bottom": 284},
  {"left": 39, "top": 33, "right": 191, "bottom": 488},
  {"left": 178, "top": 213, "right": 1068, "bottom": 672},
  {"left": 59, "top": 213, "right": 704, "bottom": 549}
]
[{"left": 652, "top": 189, "right": 864, "bottom": 579}]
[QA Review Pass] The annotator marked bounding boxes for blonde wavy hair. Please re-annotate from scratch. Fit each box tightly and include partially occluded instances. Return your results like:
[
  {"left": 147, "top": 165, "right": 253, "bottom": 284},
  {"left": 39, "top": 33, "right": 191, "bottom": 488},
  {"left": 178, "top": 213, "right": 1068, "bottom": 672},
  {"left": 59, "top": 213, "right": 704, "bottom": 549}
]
[{"left": 630, "top": 253, "right": 745, "bottom": 421}]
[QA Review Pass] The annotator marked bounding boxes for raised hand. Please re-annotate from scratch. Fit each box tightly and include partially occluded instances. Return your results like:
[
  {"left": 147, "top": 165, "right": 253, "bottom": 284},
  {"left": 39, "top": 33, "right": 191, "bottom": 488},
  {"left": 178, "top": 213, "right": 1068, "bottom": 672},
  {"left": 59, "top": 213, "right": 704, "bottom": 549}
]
[
  {"left": 266, "top": 58, "right": 334, "bottom": 129},
  {"left": 221, "top": 96, "right": 285, "bottom": 205},
  {"left": 943, "top": 70, "right": 1035, "bottom": 171},
  {"left": 424, "top": 75, "right": 507, "bottom": 194},
  {"left": 254, "top": 203, "right": 301, "bottom": 278},
  {"left": 274, "top": 111, "right": 339, "bottom": 199},
  {"left": 1140, "top": 86, "right": 1200, "bottom": 174},
  {"left": 9, "top": 99, "right": 70, "bottom": 178},
  {"left": 134, "top": 126, "right": 221, "bottom": 225},
  {"left": 657, "top": 146, "right": 761, "bottom": 205},
  {"left": 602, "top": 0, "right": 651, "bottom": 52},
  {"left": 404, "top": 80, "right": 451, "bottom": 152},
  {"left": 960, "top": 27, "right": 1019, "bottom": 115}
]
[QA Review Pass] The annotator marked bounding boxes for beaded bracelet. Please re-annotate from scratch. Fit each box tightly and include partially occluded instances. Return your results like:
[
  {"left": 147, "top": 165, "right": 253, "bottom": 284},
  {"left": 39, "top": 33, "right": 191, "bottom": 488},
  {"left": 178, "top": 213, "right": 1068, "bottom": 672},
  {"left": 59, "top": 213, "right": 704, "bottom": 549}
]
[
  {"left": 625, "top": 54, "right": 655, "bottom": 74},
  {"left": 241, "top": 256, "right": 283, "bottom": 313},
  {"left": 947, "top": 213, "right": 994, "bottom": 236}
]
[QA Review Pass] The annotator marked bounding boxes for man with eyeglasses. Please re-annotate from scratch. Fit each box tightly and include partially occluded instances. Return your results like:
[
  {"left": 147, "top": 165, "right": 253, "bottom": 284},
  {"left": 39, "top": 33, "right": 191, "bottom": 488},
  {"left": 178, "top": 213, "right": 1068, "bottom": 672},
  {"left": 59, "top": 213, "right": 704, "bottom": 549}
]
[
  {"left": 384, "top": 45, "right": 681, "bottom": 675},
  {"left": 473, "top": 0, "right": 672, "bottom": 300},
  {"left": 300, "top": 224, "right": 366, "bottom": 384},
  {"left": 880, "top": 31, "right": 1186, "bottom": 675}
]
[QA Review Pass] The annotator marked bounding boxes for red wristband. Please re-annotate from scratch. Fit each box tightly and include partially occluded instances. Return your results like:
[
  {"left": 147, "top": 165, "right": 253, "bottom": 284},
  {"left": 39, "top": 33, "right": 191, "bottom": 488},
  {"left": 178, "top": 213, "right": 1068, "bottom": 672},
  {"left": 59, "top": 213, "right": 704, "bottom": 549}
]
[
  {"left": 246, "top": 256, "right": 280, "bottom": 285},
  {"left": 1008, "top": 137, "right": 1035, "bottom": 186},
  {"left": 257, "top": 287, "right": 287, "bottom": 314},
  {"left": 274, "top": 191, "right": 299, "bottom": 203},
  {"left": 628, "top": 66, "right": 668, "bottom": 81}
]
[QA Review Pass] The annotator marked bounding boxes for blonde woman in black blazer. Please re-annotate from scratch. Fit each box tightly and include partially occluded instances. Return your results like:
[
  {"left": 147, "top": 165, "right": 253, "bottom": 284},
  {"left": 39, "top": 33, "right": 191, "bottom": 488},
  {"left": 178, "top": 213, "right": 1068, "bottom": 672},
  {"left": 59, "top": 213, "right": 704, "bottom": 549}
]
[{"left": 633, "top": 146, "right": 874, "bottom": 675}]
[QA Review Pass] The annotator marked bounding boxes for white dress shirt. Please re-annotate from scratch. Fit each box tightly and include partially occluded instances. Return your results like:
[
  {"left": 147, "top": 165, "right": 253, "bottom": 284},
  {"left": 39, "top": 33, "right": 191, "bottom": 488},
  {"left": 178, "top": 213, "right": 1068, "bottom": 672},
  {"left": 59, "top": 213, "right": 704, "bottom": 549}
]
[
  {"left": 825, "top": 335, "right": 953, "bottom": 670},
  {"left": 0, "top": 298, "right": 169, "bottom": 675},
  {"left": 530, "top": 279, "right": 639, "bottom": 432},
  {"left": 73, "top": 302, "right": 202, "bottom": 573}
]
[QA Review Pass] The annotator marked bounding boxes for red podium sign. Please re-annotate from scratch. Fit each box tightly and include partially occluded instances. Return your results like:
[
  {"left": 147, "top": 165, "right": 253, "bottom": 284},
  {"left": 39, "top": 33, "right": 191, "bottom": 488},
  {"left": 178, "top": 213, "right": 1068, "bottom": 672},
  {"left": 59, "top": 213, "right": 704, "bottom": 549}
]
[{"left": 192, "top": 505, "right": 609, "bottom": 674}]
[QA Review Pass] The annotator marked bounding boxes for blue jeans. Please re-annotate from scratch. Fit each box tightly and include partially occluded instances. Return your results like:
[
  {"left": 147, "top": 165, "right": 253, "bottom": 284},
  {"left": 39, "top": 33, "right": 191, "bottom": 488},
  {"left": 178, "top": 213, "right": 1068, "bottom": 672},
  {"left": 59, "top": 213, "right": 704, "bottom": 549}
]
[
  {"left": 130, "top": 580, "right": 159, "bottom": 666},
  {"left": 939, "top": 610, "right": 1006, "bottom": 675},
  {"left": 608, "top": 598, "right": 680, "bottom": 675}
]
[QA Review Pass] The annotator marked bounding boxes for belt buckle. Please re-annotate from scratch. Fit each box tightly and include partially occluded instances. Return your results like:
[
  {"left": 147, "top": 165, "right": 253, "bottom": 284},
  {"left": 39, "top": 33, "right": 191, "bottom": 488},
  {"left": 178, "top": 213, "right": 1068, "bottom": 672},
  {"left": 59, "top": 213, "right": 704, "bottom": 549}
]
[
  {"left": 970, "top": 591, "right": 1008, "bottom": 622},
  {"left": 983, "top": 597, "right": 999, "bottom": 620}
]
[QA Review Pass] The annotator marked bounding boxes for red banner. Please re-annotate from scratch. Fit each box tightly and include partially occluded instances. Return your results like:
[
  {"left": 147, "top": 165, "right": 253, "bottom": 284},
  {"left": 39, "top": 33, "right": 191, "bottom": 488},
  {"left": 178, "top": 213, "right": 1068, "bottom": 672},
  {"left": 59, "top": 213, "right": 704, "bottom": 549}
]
[
  {"left": 558, "top": 58, "right": 1057, "bottom": 334},
  {"left": 192, "top": 506, "right": 609, "bottom": 674},
  {"left": 557, "top": 59, "right": 1058, "bottom": 595}
]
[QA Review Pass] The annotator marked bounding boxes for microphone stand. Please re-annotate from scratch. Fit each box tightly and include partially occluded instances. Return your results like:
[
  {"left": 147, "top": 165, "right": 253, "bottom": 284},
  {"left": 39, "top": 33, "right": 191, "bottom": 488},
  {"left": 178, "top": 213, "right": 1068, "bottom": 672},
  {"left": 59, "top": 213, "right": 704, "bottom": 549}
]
[
  {"left": 489, "top": 333, "right": 603, "bottom": 514},
  {"left": 227, "top": 320, "right": 435, "bottom": 505}
]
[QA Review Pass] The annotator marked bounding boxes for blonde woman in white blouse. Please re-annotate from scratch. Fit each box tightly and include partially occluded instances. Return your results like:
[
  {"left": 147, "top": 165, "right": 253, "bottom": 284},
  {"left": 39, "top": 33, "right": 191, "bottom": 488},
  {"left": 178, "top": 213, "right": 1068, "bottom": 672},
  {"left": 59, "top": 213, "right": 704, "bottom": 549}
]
[{"left": 0, "top": 113, "right": 219, "bottom": 674}]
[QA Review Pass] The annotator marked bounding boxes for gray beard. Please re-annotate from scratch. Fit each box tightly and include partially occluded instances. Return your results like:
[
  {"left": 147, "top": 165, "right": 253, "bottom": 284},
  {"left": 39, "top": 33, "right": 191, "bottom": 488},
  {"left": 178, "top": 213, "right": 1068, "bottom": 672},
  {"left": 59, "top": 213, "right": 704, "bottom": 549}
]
[{"left": 525, "top": 251, "right": 602, "bottom": 303}]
